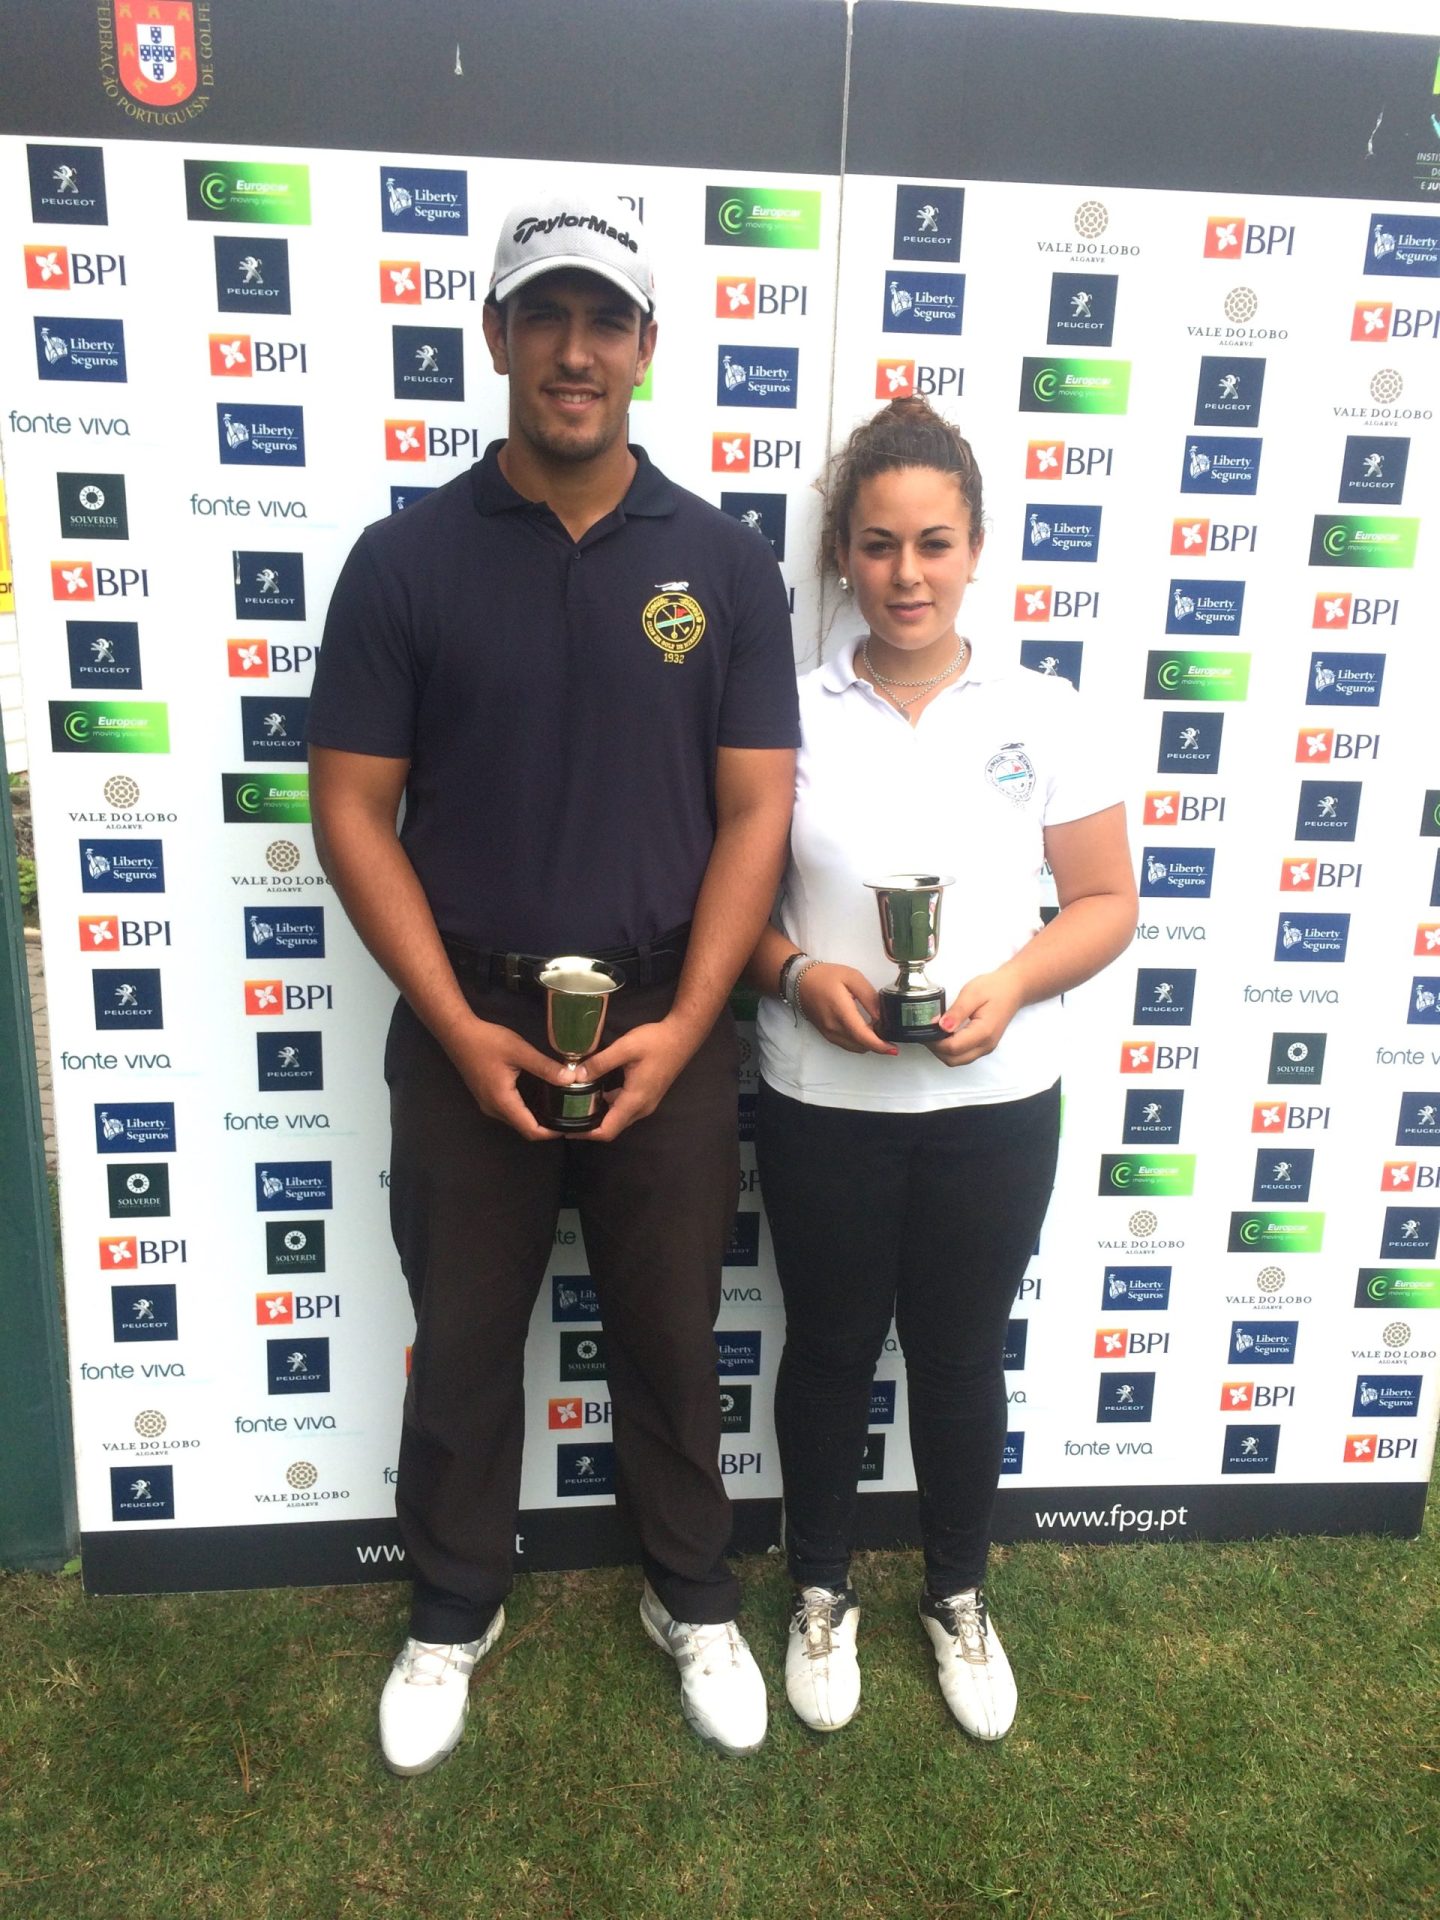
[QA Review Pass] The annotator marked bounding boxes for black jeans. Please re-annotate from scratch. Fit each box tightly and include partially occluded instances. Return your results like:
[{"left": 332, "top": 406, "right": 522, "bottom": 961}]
[{"left": 755, "top": 1078, "right": 1061, "bottom": 1594}]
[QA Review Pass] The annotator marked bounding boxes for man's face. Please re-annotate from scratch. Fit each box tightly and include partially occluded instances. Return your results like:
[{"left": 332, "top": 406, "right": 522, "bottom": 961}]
[{"left": 483, "top": 268, "right": 657, "bottom": 467}]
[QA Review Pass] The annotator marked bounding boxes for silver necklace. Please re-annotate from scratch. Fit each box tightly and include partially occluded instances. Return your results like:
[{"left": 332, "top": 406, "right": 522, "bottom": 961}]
[{"left": 863, "top": 636, "right": 969, "bottom": 711}]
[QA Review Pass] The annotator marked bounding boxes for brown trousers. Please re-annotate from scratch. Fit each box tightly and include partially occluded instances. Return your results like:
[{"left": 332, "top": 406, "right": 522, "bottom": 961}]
[{"left": 384, "top": 977, "right": 742, "bottom": 1640}]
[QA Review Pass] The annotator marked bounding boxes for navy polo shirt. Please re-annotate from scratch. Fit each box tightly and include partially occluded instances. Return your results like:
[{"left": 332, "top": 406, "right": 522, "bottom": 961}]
[{"left": 307, "top": 443, "right": 799, "bottom": 954}]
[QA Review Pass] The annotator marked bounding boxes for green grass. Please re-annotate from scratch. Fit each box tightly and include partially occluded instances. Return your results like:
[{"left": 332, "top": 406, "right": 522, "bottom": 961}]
[{"left": 3, "top": 1478, "right": 1437, "bottom": 1920}]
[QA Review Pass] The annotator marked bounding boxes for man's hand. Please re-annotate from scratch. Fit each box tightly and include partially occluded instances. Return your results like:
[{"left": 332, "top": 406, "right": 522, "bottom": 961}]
[
  {"left": 797, "top": 963, "right": 897, "bottom": 1057},
  {"left": 445, "top": 1015, "right": 575, "bottom": 1141},
  {"left": 576, "top": 1018, "right": 700, "bottom": 1142},
  {"left": 932, "top": 969, "right": 1024, "bottom": 1068}
]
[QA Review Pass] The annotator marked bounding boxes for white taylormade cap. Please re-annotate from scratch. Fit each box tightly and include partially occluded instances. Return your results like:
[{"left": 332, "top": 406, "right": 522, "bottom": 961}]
[{"left": 488, "top": 192, "right": 655, "bottom": 313}]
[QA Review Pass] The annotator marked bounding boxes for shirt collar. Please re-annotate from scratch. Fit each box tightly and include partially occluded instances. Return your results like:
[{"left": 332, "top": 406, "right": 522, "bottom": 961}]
[
  {"left": 819, "top": 634, "right": 987, "bottom": 694},
  {"left": 469, "top": 441, "right": 680, "bottom": 520}
]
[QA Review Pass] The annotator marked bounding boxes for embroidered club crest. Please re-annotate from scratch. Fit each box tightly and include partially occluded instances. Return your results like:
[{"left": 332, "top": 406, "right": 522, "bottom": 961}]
[
  {"left": 642, "top": 584, "right": 707, "bottom": 664},
  {"left": 118, "top": 3, "right": 197, "bottom": 106},
  {"left": 985, "top": 744, "right": 1036, "bottom": 805}
]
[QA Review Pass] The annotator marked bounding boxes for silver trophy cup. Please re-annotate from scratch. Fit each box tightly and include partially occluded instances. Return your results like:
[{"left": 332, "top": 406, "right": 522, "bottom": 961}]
[
  {"left": 535, "top": 957, "right": 624, "bottom": 1131},
  {"left": 864, "top": 873, "right": 953, "bottom": 1044}
]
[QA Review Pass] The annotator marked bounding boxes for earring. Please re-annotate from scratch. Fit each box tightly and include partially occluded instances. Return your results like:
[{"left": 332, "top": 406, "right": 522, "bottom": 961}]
[{"left": 837, "top": 575, "right": 850, "bottom": 593}]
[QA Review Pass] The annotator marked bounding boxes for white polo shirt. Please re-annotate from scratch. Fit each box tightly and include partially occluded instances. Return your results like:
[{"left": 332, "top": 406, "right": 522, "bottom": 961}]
[{"left": 757, "top": 639, "right": 1125, "bottom": 1112}]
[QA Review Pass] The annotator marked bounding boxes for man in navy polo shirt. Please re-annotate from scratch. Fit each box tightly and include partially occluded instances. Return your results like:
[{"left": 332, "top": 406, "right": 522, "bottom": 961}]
[{"left": 307, "top": 192, "right": 798, "bottom": 1771}]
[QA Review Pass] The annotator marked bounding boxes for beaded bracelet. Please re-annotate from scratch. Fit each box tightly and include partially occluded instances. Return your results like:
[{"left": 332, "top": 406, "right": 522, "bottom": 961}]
[{"left": 785, "top": 957, "right": 825, "bottom": 1025}]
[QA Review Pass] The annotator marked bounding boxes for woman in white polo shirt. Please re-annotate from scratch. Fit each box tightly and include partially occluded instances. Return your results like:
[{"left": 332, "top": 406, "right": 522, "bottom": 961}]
[{"left": 749, "top": 397, "right": 1137, "bottom": 1739}]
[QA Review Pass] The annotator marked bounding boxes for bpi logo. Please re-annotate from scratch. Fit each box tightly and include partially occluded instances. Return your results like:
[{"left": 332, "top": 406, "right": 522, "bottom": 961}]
[
  {"left": 385, "top": 422, "right": 483, "bottom": 462},
  {"left": 215, "top": 237, "right": 292, "bottom": 313},
  {"left": 1143, "top": 790, "right": 1226, "bottom": 829},
  {"left": 1293, "top": 727, "right": 1380, "bottom": 765},
  {"left": 97, "top": 1234, "right": 185, "bottom": 1269},
  {"left": 50, "top": 561, "right": 149, "bottom": 601},
  {"left": 1345, "top": 1432, "right": 1419, "bottom": 1464},
  {"left": 1093, "top": 1328, "right": 1169, "bottom": 1360},
  {"left": 227, "top": 640, "right": 320, "bottom": 679},
  {"left": 1204, "top": 216, "right": 1294, "bottom": 257},
  {"left": 1251, "top": 1101, "right": 1330, "bottom": 1134},
  {"left": 873, "top": 357, "right": 962, "bottom": 400},
  {"left": 547, "top": 1396, "right": 611, "bottom": 1430},
  {"left": 1133, "top": 969, "right": 1196, "bottom": 1025},
  {"left": 24, "top": 244, "right": 127, "bottom": 290},
  {"left": 1170, "top": 518, "right": 1257, "bottom": 556},
  {"left": 1012, "top": 585, "right": 1101, "bottom": 622},
  {"left": 1022, "top": 504, "right": 1101, "bottom": 562},
  {"left": 256, "top": 1290, "right": 340, "bottom": 1325},
  {"left": 244, "top": 978, "right": 334, "bottom": 1017},
  {"left": 380, "top": 166, "right": 468, "bottom": 234},
  {"left": 1118, "top": 1041, "right": 1202, "bottom": 1075},
  {"left": 1219, "top": 1381, "right": 1293, "bottom": 1412},
  {"left": 78, "top": 914, "right": 169, "bottom": 951},
  {"left": 379, "top": 260, "right": 478, "bottom": 305},
  {"left": 710, "top": 432, "right": 801, "bottom": 472},
  {"left": 715, "top": 276, "right": 808, "bottom": 318},
  {"left": 1275, "top": 913, "right": 1349, "bottom": 962},
  {"left": 1312, "top": 595, "right": 1398, "bottom": 633},
  {"left": 1027, "top": 440, "right": 1113, "bottom": 481},
  {"left": 208, "top": 334, "right": 308, "bottom": 377}
]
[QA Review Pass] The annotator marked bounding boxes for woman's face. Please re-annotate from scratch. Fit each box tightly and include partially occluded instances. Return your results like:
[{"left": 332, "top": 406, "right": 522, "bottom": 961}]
[{"left": 838, "top": 466, "right": 982, "bottom": 655}]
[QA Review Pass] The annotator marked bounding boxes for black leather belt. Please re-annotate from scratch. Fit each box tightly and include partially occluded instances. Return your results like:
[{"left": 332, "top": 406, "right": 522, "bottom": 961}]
[{"left": 442, "top": 923, "right": 691, "bottom": 996}]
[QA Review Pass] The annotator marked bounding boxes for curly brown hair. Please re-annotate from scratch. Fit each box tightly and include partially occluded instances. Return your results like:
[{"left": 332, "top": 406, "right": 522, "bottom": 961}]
[{"left": 818, "top": 397, "right": 983, "bottom": 576}]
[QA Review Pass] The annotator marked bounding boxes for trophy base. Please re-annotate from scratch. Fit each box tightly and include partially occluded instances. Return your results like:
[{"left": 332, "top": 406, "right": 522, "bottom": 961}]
[
  {"left": 538, "top": 1075, "right": 609, "bottom": 1132},
  {"left": 878, "top": 987, "right": 946, "bottom": 1045}
]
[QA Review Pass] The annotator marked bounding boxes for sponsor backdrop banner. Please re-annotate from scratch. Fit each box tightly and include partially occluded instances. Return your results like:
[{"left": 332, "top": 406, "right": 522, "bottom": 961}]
[{"left": 0, "top": 1, "right": 1436, "bottom": 1592}]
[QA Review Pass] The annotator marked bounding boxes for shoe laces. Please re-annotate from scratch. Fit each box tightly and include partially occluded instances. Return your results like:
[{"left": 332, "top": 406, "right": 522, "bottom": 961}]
[
  {"left": 673, "top": 1618, "right": 747, "bottom": 1676},
  {"left": 930, "top": 1588, "right": 990, "bottom": 1663},
  {"left": 402, "top": 1638, "right": 479, "bottom": 1686},
  {"left": 791, "top": 1586, "right": 844, "bottom": 1661}
]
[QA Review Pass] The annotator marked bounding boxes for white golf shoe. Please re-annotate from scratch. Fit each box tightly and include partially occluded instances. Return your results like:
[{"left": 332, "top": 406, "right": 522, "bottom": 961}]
[
  {"left": 785, "top": 1585, "right": 861, "bottom": 1732},
  {"left": 378, "top": 1608, "right": 505, "bottom": 1776},
  {"left": 919, "top": 1587, "right": 1017, "bottom": 1741},
  {"left": 639, "top": 1583, "right": 768, "bottom": 1754}
]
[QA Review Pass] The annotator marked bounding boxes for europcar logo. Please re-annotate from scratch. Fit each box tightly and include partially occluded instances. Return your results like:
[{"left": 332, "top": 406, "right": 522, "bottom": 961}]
[
  {"left": 49, "top": 702, "right": 169, "bottom": 755},
  {"left": 1228, "top": 1212, "right": 1324, "bottom": 1253},
  {"left": 186, "top": 161, "right": 310, "bottom": 225},
  {"left": 1145, "top": 652, "right": 1250, "bottom": 702},
  {"left": 706, "top": 186, "right": 821, "bottom": 250},
  {"left": 1365, "top": 213, "right": 1440, "bottom": 278},
  {"left": 1309, "top": 517, "right": 1418, "bottom": 568},
  {"left": 221, "top": 774, "right": 311, "bottom": 823},
  {"left": 1098, "top": 1156, "right": 1195, "bottom": 1196},
  {"left": 1019, "top": 357, "right": 1130, "bottom": 414},
  {"left": 1355, "top": 1268, "right": 1440, "bottom": 1309}
]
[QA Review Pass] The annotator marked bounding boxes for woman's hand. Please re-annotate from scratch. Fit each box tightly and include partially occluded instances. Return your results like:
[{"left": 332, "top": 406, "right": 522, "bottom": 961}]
[
  {"left": 797, "top": 963, "right": 898, "bottom": 1056},
  {"left": 932, "top": 969, "right": 1025, "bottom": 1067}
]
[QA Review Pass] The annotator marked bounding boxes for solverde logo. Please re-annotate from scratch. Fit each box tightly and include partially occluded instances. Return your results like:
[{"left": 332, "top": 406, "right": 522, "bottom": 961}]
[
  {"left": 1144, "top": 652, "right": 1250, "bottom": 702},
  {"left": 49, "top": 701, "right": 168, "bottom": 754},
  {"left": 185, "top": 161, "right": 311, "bottom": 226},
  {"left": 1354, "top": 1268, "right": 1440, "bottom": 1309},
  {"left": 1309, "top": 516, "right": 1419, "bottom": 568},
  {"left": 222, "top": 773, "right": 311, "bottom": 823},
  {"left": 1227, "top": 1211, "right": 1325, "bottom": 1253},
  {"left": 704, "top": 187, "right": 820, "bottom": 250},
  {"left": 1019, "top": 357, "right": 1130, "bottom": 414},
  {"left": 1098, "top": 1155, "right": 1195, "bottom": 1197}
]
